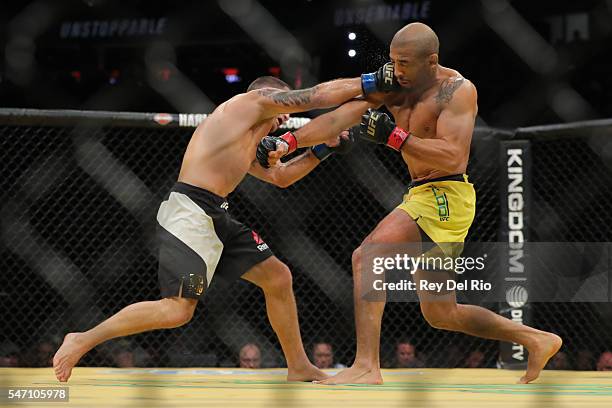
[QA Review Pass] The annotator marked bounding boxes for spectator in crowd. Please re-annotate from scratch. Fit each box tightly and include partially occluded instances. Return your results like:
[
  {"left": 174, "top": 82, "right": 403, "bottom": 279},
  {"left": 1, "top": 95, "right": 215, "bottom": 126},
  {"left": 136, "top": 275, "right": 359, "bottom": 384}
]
[
  {"left": 110, "top": 339, "right": 135, "bottom": 368},
  {"left": 463, "top": 350, "right": 486, "bottom": 368},
  {"left": 131, "top": 346, "right": 154, "bottom": 367},
  {"left": 239, "top": 343, "right": 261, "bottom": 369},
  {"left": 29, "top": 336, "right": 62, "bottom": 367},
  {"left": 392, "top": 340, "right": 424, "bottom": 368},
  {"left": 311, "top": 342, "right": 346, "bottom": 369},
  {"left": 545, "top": 351, "right": 572, "bottom": 370},
  {"left": 596, "top": 351, "right": 612, "bottom": 371},
  {"left": 33, "top": 341, "right": 56, "bottom": 367},
  {"left": 0, "top": 341, "right": 20, "bottom": 367},
  {"left": 113, "top": 349, "right": 135, "bottom": 368},
  {"left": 110, "top": 342, "right": 151, "bottom": 367},
  {"left": 575, "top": 350, "right": 595, "bottom": 371}
]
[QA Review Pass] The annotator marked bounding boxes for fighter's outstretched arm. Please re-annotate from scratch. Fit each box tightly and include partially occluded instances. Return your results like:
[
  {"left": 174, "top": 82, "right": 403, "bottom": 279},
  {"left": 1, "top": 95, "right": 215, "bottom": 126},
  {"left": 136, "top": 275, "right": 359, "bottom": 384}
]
[
  {"left": 260, "top": 97, "right": 381, "bottom": 168},
  {"left": 291, "top": 98, "right": 380, "bottom": 147},
  {"left": 250, "top": 62, "right": 395, "bottom": 120},
  {"left": 252, "top": 77, "right": 363, "bottom": 119}
]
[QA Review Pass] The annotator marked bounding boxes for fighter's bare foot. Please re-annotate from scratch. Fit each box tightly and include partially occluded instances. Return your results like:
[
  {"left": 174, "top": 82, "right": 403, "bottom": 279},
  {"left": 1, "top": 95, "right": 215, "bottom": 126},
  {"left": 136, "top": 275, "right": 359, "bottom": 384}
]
[
  {"left": 314, "top": 365, "right": 383, "bottom": 385},
  {"left": 518, "top": 332, "right": 563, "bottom": 384},
  {"left": 287, "top": 364, "right": 328, "bottom": 382},
  {"left": 53, "top": 333, "right": 89, "bottom": 382}
]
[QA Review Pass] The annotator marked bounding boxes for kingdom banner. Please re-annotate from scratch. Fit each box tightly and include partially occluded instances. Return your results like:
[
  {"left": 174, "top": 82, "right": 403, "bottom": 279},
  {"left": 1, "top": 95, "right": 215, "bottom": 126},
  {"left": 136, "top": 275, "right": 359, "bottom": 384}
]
[{"left": 498, "top": 140, "right": 532, "bottom": 369}]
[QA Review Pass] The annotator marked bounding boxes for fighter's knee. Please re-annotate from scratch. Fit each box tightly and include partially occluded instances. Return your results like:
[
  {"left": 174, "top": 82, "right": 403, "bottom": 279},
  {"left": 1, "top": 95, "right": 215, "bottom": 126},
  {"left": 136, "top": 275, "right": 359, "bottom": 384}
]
[
  {"left": 420, "top": 303, "right": 456, "bottom": 330},
  {"left": 262, "top": 263, "right": 293, "bottom": 294},
  {"left": 160, "top": 298, "right": 197, "bottom": 328}
]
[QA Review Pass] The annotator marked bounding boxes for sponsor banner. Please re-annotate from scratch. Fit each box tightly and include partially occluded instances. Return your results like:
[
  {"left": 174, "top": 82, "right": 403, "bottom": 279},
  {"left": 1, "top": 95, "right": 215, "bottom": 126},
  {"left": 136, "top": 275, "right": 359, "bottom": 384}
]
[
  {"left": 334, "top": 1, "right": 432, "bottom": 27},
  {"left": 153, "top": 113, "right": 174, "bottom": 126},
  {"left": 59, "top": 18, "right": 168, "bottom": 40},
  {"left": 281, "top": 117, "right": 311, "bottom": 129},
  {"left": 179, "top": 113, "right": 208, "bottom": 127},
  {"left": 498, "top": 140, "right": 531, "bottom": 369},
  {"left": 149, "top": 112, "right": 311, "bottom": 130}
]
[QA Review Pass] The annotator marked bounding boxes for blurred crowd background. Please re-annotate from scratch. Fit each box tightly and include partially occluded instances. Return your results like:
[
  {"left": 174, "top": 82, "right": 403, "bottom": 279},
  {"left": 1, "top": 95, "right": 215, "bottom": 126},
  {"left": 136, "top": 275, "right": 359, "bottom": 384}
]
[
  {"left": 0, "top": 0, "right": 611, "bottom": 126},
  {"left": 2, "top": 337, "right": 612, "bottom": 371}
]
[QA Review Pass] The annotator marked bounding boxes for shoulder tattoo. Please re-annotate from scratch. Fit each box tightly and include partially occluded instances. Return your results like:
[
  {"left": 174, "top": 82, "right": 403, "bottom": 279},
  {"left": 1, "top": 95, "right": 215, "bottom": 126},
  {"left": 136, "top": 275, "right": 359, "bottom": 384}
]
[
  {"left": 435, "top": 77, "right": 465, "bottom": 105},
  {"left": 257, "top": 87, "right": 317, "bottom": 107}
]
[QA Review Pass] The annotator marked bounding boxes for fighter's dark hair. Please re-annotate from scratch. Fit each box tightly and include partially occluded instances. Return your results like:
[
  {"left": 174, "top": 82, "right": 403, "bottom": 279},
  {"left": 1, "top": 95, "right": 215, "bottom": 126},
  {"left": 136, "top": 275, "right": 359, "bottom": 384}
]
[{"left": 247, "top": 76, "right": 290, "bottom": 92}]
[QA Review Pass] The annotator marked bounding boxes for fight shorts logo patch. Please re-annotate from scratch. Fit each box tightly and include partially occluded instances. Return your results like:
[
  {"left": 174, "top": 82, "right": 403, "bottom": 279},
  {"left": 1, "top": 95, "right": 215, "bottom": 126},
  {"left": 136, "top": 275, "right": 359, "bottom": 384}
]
[
  {"left": 182, "top": 273, "right": 205, "bottom": 296},
  {"left": 431, "top": 186, "right": 450, "bottom": 221},
  {"left": 252, "top": 231, "right": 269, "bottom": 251}
]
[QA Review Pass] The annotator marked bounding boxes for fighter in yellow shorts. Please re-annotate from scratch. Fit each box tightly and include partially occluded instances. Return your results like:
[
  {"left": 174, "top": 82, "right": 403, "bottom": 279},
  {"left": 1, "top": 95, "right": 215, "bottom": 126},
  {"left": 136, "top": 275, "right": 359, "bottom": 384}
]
[
  {"left": 260, "top": 22, "right": 562, "bottom": 386},
  {"left": 398, "top": 173, "right": 476, "bottom": 255}
]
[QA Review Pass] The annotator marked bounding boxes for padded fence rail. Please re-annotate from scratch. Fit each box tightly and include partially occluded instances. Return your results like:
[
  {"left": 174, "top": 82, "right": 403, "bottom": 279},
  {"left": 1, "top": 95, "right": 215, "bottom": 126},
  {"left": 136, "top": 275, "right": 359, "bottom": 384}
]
[{"left": 0, "top": 109, "right": 611, "bottom": 369}]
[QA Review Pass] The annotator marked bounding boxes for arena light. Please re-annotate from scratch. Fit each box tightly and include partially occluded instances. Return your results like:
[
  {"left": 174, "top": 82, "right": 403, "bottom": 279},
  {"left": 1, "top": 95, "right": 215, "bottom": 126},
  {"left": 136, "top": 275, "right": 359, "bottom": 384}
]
[
  {"left": 109, "top": 69, "right": 120, "bottom": 85},
  {"left": 70, "top": 70, "right": 81, "bottom": 83},
  {"left": 218, "top": 0, "right": 316, "bottom": 86},
  {"left": 348, "top": 49, "right": 357, "bottom": 57},
  {"left": 348, "top": 32, "right": 356, "bottom": 40},
  {"left": 268, "top": 66, "right": 281, "bottom": 77},
  {"left": 159, "top": 67, "right": 171, "bottom": 81},
  {"left": 222, "top": 67, "right": 241, "bottom": 84}
]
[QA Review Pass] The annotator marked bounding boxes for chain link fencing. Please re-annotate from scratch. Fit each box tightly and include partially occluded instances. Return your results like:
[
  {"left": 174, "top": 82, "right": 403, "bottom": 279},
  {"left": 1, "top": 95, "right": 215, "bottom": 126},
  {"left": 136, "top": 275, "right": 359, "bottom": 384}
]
[{"left": 0, "top": 110, "right": 611, "bottom": 370}]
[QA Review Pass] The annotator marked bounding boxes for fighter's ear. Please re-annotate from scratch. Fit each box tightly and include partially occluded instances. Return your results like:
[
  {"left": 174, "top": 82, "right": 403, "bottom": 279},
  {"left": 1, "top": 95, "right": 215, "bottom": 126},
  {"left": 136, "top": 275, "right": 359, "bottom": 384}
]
[{"left": 429, "top": 53, "right": 438, "bottom": 66}]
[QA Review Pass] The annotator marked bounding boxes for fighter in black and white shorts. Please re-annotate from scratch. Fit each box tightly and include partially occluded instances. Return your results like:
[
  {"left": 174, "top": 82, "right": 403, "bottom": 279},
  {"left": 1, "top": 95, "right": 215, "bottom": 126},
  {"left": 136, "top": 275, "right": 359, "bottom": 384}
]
[{"left": 156, "top": 182, "right": 273, "bottom": 299}]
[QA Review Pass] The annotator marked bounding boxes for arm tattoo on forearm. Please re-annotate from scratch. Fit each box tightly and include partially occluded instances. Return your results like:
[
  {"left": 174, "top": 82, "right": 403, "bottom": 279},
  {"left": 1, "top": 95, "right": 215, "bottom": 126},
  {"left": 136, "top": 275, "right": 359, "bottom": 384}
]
[
  {"left": 258, "top": 87, "right": 317, "bottom": 107},
  {"left": 435, "top": 77, "right": 464, "bottom": 104}
]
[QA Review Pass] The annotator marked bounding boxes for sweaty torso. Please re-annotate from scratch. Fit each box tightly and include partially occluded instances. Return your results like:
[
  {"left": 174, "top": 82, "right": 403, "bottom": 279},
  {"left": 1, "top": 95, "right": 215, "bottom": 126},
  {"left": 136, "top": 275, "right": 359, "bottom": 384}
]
[
  {"left": 383, "top": 66, "right": 472, "bottom": 182},
  {"left": 178, "top": 95, "right": 273, "bottom": 197}
]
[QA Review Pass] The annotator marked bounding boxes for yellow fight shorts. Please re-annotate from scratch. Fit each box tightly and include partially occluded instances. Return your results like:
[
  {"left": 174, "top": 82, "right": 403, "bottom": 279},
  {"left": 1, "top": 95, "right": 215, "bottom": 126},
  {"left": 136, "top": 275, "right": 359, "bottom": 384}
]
[{"left": 397, "top": 174, "right": 476, "bottom": 257}]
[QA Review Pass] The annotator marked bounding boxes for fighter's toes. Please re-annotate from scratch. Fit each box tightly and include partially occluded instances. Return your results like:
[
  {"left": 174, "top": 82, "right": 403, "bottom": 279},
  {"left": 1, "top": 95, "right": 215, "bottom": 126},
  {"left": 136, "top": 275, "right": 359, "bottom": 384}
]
[
  {"left": 520, "top": 332, "right": 562, "bottom": 384},
  {"left": 52, "top": 332, "right": 88, "bottom": 383}
]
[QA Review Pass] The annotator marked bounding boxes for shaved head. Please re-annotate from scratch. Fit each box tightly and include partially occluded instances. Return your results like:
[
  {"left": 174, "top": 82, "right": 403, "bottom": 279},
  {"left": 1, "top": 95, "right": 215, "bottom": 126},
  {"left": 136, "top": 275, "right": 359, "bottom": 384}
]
[
  {"left": 391, "top": 22, "right": 439, "bottom": 57},
  {"left": 388, "top": 23, "right": 440, "bottom": 89}
]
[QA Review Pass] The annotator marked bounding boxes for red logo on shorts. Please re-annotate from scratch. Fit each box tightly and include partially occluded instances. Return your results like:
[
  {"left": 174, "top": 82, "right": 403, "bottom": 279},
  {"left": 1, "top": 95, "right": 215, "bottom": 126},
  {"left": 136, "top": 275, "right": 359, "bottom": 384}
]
[{"left": 251, "top": 231, "right": 265, "bottom": 245}]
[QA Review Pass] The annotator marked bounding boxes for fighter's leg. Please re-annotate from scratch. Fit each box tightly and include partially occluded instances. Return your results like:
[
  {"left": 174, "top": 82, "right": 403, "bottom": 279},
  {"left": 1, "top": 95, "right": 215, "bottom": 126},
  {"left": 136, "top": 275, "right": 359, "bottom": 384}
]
[
  {"left": 417, "top": 282, "right": 561, "bottom": 383},
  {"left": 242, "top": 256, "right": 326, "bottom": 381},
  {"left": 53, "top": 296, "right": 197, "bottom": 382},
  {"left": 318, "top": 209, "right": 421, "bottom": 385}
]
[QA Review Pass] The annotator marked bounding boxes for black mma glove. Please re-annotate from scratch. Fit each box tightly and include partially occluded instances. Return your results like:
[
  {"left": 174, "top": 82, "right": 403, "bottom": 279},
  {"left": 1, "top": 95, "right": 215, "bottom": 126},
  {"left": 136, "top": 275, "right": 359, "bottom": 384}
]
[
  {"left": 358, "top": 108, "right": 410, "bottom": 152},
  {"left": 256, "top": 131, "right": 298, "bottom": 168},
  {"left": 310, "top": 130, "right": 356, "bottom": 161},
  {"left": 360, "top": 62, "right": 401, "bottom": 95}
]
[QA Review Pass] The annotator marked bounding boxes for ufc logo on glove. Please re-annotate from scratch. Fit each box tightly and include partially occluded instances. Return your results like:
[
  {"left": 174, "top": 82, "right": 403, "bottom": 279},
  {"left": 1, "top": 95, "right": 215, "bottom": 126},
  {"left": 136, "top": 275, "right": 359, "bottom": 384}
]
[
  {"left": 383, "top": 65, "right": 394, "bottom": 86},
  {"left": 367, "top": 111, "right": 380, "bottom": 137}
]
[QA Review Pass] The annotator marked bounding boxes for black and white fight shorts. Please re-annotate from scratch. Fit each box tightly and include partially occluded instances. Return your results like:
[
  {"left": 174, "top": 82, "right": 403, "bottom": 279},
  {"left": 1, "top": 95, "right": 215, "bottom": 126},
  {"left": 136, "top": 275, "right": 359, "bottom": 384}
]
[{"left": 156, "top": 182, "right": 274, "bottom": 299}]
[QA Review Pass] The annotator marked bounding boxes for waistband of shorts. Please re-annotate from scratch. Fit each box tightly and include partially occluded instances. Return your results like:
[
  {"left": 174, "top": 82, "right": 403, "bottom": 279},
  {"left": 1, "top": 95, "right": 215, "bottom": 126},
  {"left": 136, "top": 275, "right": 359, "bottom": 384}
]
[
  {"left": 172, "top": 182, "right": 229, "bottom": 208},
  {"left": 409, "top": 174, "right": 467, "bottom": 188}
]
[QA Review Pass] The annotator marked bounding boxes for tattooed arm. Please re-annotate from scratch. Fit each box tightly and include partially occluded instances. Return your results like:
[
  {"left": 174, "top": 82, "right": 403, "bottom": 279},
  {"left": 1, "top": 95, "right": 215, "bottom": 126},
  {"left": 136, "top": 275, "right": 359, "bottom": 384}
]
[
  {"left": 435, "top": 77, "right": 467, "bottom": 104},
  {"left": 400, "top": 78, "right": 478, "bottom": 172},
  {"left": 252, "top": 78, "right": 363, "bottom": 118}
]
